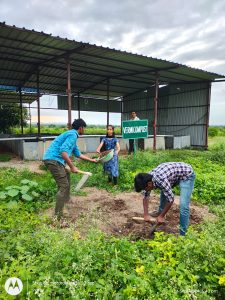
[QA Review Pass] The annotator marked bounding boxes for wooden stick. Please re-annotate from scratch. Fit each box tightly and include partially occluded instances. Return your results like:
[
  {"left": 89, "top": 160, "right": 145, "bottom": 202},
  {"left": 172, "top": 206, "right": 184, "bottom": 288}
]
[
  {"left": 65, "top": 165, "right": 92, "bottom": 176},
  {"left": 132, "top": 216, "right": 157, "bottom": 224}
]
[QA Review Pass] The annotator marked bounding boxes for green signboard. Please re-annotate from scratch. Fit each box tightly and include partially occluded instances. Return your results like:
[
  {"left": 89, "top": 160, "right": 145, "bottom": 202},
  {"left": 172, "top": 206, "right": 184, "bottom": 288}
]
[{"left": 122, "top": 119, "right": 148, "bottom": 139}]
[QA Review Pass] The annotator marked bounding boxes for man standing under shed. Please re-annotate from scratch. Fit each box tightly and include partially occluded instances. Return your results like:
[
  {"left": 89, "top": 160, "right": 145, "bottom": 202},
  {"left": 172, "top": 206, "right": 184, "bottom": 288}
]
[
  {"left": 43, "top": 119, "right": 97, "bottom": 220},
  {"left": 129, "top": 111, "right": 139, "bottom": 154}
]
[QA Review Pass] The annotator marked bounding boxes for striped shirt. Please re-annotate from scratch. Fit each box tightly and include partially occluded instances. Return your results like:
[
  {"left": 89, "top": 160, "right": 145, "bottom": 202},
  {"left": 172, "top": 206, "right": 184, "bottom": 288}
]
[{"left": 145, "top": 162, "right": 193, "bottom": 202}]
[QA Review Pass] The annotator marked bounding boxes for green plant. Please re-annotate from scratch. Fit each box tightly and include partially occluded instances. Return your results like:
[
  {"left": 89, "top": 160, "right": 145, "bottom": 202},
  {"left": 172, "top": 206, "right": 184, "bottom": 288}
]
[
  {"left": 0, "top": 103, "right": 29, "bottom": 133},
  {"left": 0, "top": 142, "right": 225, "bottom": 299},
  {"left": 0, "top": 173, "right": 56, "bottom": 211},
  {"left": 0, "top": 179, "right": 40, "bottom": 202},
  {"left": 0, "top": 154, "right": 11, "bottom": 162}
]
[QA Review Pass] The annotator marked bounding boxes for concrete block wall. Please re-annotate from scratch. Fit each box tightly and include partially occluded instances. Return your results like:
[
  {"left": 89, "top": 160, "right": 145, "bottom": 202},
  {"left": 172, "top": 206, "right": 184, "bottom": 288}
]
[
  {"left": 1, "top": 135, "right": 191, "bottom": 161},
  {"left": 174, "top": 136, "right": 190, "bottom": 149}
]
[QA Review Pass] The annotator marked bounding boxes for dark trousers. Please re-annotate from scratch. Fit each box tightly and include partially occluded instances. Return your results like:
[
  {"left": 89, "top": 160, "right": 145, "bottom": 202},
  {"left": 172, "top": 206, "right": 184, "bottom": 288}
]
[
  {"left": 44, "top": 160, "right": 70, "bottom": 219},
  {"left": 129, "top": 139, "right": 136, "bottom": 153},
  {"left": 108, "top": 175, "right": 118, "bottom": 185}
]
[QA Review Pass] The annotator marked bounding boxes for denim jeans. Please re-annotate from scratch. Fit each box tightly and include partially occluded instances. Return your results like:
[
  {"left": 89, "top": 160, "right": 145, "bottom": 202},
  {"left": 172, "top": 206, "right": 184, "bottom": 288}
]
[{"left": 158, "top": 173, "right": 196, "bottom": 236}]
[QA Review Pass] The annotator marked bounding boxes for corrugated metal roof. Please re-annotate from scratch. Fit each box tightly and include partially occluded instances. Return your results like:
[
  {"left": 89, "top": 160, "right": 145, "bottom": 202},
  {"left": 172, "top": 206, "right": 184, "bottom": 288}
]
[
  {"left": 0, "top": 22, "right": 224, "bottom": 98},
  {"left": 0, "top": 90, "right": 38, "bottom": 104}
]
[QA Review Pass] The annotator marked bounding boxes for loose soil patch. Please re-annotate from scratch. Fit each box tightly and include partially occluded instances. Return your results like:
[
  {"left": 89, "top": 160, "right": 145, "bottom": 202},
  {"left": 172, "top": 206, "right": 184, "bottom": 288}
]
[{"left": 44, "top": 187, "right": 216, "bottom": 239}]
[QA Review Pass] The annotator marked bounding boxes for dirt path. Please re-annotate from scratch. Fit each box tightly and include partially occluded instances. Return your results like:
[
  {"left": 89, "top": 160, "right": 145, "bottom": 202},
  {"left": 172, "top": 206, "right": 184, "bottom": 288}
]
[
  {"left": 0, "top": 159, "right": 45, "bottom": 173},
  {"left": 44, "top": 187, "right": 215, "bottom": 239}
]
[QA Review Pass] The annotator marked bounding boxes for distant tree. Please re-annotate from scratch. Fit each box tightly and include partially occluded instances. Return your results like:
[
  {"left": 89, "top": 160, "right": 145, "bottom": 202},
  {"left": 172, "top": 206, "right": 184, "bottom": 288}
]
[
  {"left": 0, "top": 104, "right": 29, "bottom": 133},
  {"left": 208, "top": 127, "right": 219, "bottom": 137}
]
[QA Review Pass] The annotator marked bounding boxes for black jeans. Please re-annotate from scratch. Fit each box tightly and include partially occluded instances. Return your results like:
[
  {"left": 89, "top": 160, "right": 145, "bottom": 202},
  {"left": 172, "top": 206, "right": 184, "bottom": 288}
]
[{"left": 129, "top": 139, "right": 137, "bottom": 153}]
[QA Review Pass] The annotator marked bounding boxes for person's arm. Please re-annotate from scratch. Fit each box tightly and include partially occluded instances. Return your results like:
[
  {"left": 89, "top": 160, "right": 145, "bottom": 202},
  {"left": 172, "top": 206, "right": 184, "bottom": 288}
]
[
  {"left": 143, "top": 196, "right": 150, "bottom": 221},
  {"left": 79, "top": 153, "right": 97, "bottom": 163},
  {"left": 72, "top": 146, "right": 97, "bottom": 163},
  {"left": 96, "top": 141, "right": 104, "bottom": 153},
  {"left": 157, "top": 201, "right": 173, "bottom": 224},
  {"left": 61, "top": 152, "right": 78, "bottom": 173},
  {"left": 115, "top": 141, "right": 120, "bottom": 155},
  {"left": 154, "top": 176, "right": 174, "bottom": 224}
]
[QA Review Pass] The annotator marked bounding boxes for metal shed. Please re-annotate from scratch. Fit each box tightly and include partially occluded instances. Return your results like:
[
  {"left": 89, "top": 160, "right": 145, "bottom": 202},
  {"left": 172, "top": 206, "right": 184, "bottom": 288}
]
[{"left": 0, "top": 22, "right": 224, "bottom": 149}]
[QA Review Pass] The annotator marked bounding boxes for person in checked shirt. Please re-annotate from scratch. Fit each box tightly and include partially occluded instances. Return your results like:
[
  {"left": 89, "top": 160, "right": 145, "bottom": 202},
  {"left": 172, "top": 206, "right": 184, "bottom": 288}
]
[{"left": 134, "top": 162, "right": 196, "bottom": 235}]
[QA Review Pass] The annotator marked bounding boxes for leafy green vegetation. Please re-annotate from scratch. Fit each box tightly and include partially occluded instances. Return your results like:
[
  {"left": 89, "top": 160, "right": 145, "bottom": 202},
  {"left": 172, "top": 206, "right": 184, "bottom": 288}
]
[
  {"left": 81, "top": 146, "right": 225, "bottom": 205},
  {"left": 12, "top": 124, "right": 121, "bottom": 135},
  {"left": 208, "top": 126, "right": 225, "bottom": 137},
  {"left": 0, "top": 137, "right": 225, "bottom": 299},
  {"left": 0, "top": 207, "right": 224, "bottom": 299},
  {"left": 0, "top": 104, "right": 28, "bottom": 134},
  {"left": 11, "top": 124, "right": 225, "bottom": 137},
  {"left": 0, "top": 168, "right": 55, "bottom": 211},
  {"left": 0, "top": 154, "right": 11, "bottom": 162}
]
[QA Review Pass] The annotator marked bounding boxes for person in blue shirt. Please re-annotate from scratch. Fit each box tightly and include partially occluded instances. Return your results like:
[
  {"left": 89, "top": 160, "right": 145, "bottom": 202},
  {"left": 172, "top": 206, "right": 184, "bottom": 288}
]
[
  {"left": 43, "top": 119, "right": 96, "bottom": 220},
  {"left": 96, "top": 125, "right": 120, "bottom": 185}
]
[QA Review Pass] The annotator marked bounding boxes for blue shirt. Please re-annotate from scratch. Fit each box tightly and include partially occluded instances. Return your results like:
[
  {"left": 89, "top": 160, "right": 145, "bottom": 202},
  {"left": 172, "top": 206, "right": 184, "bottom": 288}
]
[{"left": 43, "top": 129, "right": 81, "bottom": 165}]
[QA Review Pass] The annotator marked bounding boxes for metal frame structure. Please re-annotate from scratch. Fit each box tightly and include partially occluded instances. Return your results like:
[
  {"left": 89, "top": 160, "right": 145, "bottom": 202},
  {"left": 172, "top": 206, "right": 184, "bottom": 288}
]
[{"left": 0, "top": 22, "right": 224, "bottom": 149}]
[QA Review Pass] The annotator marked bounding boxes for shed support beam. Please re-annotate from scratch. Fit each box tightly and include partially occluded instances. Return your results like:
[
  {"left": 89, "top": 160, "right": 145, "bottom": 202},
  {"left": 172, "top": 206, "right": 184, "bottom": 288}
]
[
  {"left": 107, "top": 78, "right": 110, "bottom": 126},
  {"left": 29, "top": 103, "right": 32, "bottom": 134},
  {"left": 19, "top": 87, "right": 23, "bottom": 134},
  {"left": 78, "top": 92, "right": 81, "bottom": 119},
  {"left": 121, "top": 96, "right": 123, "bottom": 135},
  {"left": 205, "top": 82, "right": 211, "bottom": 149},
  {"left": 153, "top": 74, "right": 159, "bottom": 151},
  {"left": 66, "top": 58, "right": 72, "bottom": 129},
  {"left": 37, "top": 68, "right": 41, "bottom": 136}
]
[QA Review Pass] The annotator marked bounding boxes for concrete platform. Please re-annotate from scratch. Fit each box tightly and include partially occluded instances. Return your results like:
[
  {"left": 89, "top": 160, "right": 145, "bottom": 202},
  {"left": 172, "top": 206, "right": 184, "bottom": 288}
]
[{"left": 0, "top": 134, "right": 190, "bottom": 160}]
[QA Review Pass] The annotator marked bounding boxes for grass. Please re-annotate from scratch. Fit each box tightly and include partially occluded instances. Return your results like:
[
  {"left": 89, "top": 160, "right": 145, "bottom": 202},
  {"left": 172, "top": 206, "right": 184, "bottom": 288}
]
[
  {"left": 0, "top": 153, "right": 11, "bottom": 162},
  {"left": 0, "top": 136, "right": 225, "bottom": 299},
  {"left": 208, "top": 136, "right": 225, "bottom": 148}
]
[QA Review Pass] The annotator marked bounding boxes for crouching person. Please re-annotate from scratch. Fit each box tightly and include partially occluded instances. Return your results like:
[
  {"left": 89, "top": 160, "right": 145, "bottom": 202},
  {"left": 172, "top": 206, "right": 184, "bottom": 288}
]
[{"left": 134, "top": 162, "right": 196, "bottom": 236}]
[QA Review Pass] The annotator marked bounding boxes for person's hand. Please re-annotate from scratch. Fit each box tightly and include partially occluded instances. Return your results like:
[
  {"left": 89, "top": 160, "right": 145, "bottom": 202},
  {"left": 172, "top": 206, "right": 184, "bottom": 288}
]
[
  {"left": 144, "top": 214, "right": 152, "bottom": 222},
  {"left": 96, "top": 150, "right": 100, "bottom": 154},
  {"left": 91, "top": 158, "right": 98, "bottom": 163},
  {"left": 156, "top": 215, "right": 165, "bottom": 225},
  {"left": 70, "top": 165, "right": 79, "bottom": 173}
]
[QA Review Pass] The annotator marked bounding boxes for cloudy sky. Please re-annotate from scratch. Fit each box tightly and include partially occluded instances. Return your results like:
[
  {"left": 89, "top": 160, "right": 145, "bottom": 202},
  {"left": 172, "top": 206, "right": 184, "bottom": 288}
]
[{"left": 1, "top": 0, "right": 225, "bottom": 125}]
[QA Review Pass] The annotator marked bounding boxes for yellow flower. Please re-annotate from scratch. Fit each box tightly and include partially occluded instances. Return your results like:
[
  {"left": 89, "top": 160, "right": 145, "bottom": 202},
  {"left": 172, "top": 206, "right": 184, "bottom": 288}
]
[
  {"left": 73, "top": 231, "right": 81, "bottom": 240},
  {"left": 136, "top": 265, "right": 145, "bottom": 274},
  {"left": 219, "top": 275, "right": 225, "bottom": 285}
]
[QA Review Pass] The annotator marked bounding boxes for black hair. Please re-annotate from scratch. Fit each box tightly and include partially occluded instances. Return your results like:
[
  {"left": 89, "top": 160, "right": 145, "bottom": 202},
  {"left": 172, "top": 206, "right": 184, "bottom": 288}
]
[
  {"left": 72, "top": 119, "right": 87, "bottom": 130},
  {"left": 106, "top": 125, "right": 115, "bottom": 138},
  {"left": 134, "top": 173, "right": 153, "bottom": 192}
]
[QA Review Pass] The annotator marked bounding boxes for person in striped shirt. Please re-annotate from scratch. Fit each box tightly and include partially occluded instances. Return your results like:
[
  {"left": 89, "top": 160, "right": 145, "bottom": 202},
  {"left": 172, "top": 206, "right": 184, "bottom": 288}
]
[{"left": 134, "top": 162, "right": 196, "bottom": 235}]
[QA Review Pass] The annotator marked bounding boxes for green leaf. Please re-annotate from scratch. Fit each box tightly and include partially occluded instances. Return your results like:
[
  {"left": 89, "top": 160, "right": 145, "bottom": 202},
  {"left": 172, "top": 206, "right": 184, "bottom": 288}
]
[
  {"left": 0, "top": 191, "right": 6, "bottom": 199},
  {"left": 22, "top": 194, "right": 33, "bottom": 201},
  {"left": 20, "top": 186, "right": 30, "bottom": 194},
  {"left": 5, "top": 185, "right": 20, "bottom": 190},
  {"left": 7, "top": 189, "right": 19, "bottom": 197},
  {"left": 21, "top": 179, "right": 30, "bottom": 185},
  {"left": 29, "top": 181, "right": 38, "bottom": 187},
  {"left": 31, "top": 191, "right": 39, "bottom": 197}
]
